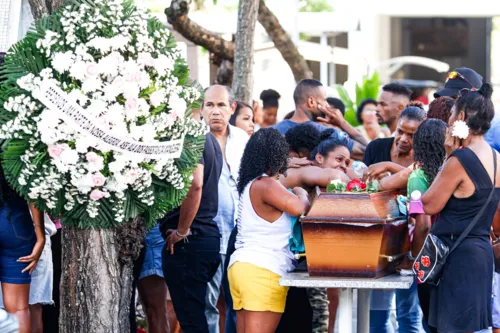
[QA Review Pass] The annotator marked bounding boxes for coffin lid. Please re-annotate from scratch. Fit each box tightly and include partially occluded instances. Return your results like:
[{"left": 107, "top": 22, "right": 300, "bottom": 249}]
[{"left": 301, "top": 189, "right": 405, "bottom": 223}]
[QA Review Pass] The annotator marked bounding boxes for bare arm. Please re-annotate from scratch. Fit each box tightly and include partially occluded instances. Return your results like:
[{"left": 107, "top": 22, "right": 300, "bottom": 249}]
[
  {"left": 350, "top": 141, "right": 367, "bottom": 161},
  {"left": 412, "top": 214, "right": 432, "bottom": 257},
  {"left": 262, "top": 178, "right": 310, "bottom": 217},
  {"left": 365, "top": 162, "right": 406, "bottom": 181},
  {"left": 379, "top": 167, "right": 412, "bottom": 191},
  {"left": 281, "top": 166, "right": 351, "bottom": 189},
  {"left": 300, "top": 167, "right": 351, "bottom": 187},
  {"left": 422, "top": 157, "right": 463, "bottom": 216},
  {"left": 177, "top": 164, "right": 204, "bottom": 235},
  {"left": 166, "top": 164, "right": 204, "bottom": 254},
  {"left": 18, "top": 204, "right": 45, "bottom": 274}
]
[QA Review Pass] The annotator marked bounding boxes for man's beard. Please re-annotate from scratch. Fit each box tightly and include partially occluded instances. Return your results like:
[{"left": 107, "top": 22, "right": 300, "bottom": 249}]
[{"left": 304, "top": 110, "right": 323, "bottom": 122}]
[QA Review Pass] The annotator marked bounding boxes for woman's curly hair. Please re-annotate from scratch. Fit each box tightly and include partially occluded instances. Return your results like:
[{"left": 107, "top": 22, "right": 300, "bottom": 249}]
[
  {"left": 427, "top": 96, "right": 454, "bottom": 123},
  {"left": 237, "top": 128, "right": 289, "bottom": 195},
  {"left": 413, "top": 119, "right": 448, "bottom": 183}
]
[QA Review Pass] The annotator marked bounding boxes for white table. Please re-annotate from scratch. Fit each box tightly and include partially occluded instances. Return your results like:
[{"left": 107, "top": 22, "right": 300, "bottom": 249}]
[{"left": 279, "top": 272, "right": 414, "bottom": 333}]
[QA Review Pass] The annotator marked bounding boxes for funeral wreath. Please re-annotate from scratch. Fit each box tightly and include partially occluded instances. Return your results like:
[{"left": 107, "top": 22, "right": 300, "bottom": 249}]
[{"left": 0, "top": 0, "right": 206, "bottom": 228}]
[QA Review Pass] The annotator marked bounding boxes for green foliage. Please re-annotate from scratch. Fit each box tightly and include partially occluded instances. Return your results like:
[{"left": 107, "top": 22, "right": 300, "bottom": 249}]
[
  {"left": 0, "top": 0, "right": 205, "bottom": 228},
  {"left": 299, "top": 0, "right": 333, "bottom": 12},
  {"left": 336, "top": 72, "right": 381, "bottom": 127}
]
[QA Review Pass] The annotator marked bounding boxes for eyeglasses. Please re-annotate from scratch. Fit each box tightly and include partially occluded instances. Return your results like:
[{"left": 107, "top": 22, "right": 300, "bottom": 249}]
[
  {"left": 459, "top": 87, "right": 478, "bottom": 97},
  {"left": 446, "top": 71, "right": 474, "bottom": 88}
]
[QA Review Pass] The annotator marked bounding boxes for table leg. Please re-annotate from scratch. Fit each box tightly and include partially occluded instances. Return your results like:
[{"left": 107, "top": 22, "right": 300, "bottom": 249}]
[
  {"left": 338, "top": 288, "right": 353, "bottom": 333},
  {"left": 357, "top": 289, "right": 371, "bottom": 333}
]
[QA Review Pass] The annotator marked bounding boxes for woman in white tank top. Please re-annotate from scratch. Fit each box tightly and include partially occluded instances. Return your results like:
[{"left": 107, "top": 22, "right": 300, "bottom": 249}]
[{"left": 227, "top": 128, "right": 310, "bottom": 333}]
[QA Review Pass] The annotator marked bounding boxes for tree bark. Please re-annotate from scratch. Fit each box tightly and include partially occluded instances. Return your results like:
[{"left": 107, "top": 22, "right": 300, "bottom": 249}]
[
  {"left": 232, "top": 0, "right": 259, "bottom": 103},
  {"left": 28, "top": 0, "right": 66, "bottom": 19},
  {"left": 257, "top": 0, "right": 312, "bottom": 82},
  {"left": 60, "top": 218, "right": 146, "bottom": 333},
  {"left": 166, "top": 0, "right": 234, "bottom": 61}
]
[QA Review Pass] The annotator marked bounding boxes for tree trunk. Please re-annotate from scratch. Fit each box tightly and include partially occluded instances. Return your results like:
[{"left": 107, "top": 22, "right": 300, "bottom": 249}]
[
  {"left": 232, "top": 0, "right": 259, "bottom": 103},
  {"left": 257, "top": 0, "right": 312, "bottom": 82},
  {"left": 28, "top": 0, "right": 66, "bottom": 19},
  {"left": 60, "top": 218, "right": 146, "bottom": 333}
]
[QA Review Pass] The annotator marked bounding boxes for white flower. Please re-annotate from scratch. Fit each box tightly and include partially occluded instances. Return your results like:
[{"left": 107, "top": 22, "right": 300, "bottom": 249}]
[
  {"left": 137, "top": 52, "right": 154, "bottom": 67},
  {"left": 82, "top": 78, "right": 101, "bottom": 93},
  {"left": 17, "top": 74, "right": 36, "bottom": 91},
  {"left": 169, "top": 94, "right": 187, "bottom": 118},
  {"left": 51, "top": 51, "right": 75, "bottom": 73},
  {"left": 451, "top": 120, "right": 469, "bottom": 140},
  {"left": 87, "top": 99, "right": 107, "bottom": 117},
  {"left": 76, "top": 173, "right": 94, "bottom": 194},
  {"left": 59, "top": 148, "right": 78, "bottom": 165},
  {"left": 67, "top": 90, "right": 88, "bottom": 106},
  {"left": 154, "top": 54, "right": 173, "bottom": 76},
  {"left": 70, "top": 61, "right": 87, "bottom": 81},
  {"left": 150, "top": 89, "right": 166, "bottom": 108},
  {"left": 123, "top": 82, "right": 139, "bottom": 100},
  {"left": 330, "top": 179, "right": 345, "bottom": 186}
]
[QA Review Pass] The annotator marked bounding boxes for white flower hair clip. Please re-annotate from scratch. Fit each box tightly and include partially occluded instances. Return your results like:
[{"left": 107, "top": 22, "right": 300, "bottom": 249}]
[{"left": 451, "top": 120, "right": 470, "bottom": 140}]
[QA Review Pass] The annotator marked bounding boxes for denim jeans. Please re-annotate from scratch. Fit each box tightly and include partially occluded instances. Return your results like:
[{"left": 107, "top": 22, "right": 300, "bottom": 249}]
[
  {"left": 206, "top": 253, "right": 236, "bottom": 333},
  {"left": 370, "top": 279, "right": 421, "bottom": 333},
  {"left": 162, "top": 236, "right": 220, "bottom": 333}
]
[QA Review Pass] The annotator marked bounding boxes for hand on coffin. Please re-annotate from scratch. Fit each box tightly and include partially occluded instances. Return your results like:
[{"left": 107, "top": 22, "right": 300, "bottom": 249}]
[
  {"left": 394, "top": 255, "right": 414, "bottom": 271},
  {"left": 363, "top": 162, "right": 398, "bottom": 181}
]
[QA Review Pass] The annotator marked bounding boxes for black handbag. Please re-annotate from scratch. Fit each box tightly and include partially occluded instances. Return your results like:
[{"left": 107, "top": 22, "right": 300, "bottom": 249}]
[{"left": 413, "top": 147, "right": 497, "bottom": 286}]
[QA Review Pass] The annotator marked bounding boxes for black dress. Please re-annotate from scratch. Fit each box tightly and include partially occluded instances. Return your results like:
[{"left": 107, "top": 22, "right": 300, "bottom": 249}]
[{"left": 428, "top": 148, "right": 500, "bottom": 332}]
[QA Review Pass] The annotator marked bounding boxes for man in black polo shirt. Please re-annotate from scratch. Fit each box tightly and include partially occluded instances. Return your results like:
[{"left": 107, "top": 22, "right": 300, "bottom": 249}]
[{"left": 161, "top": 132, "right": 222, "bottom": 333}]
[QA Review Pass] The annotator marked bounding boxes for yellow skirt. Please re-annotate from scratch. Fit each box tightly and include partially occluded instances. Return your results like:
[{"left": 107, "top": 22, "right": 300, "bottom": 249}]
[{"left": 228, "top": 261, "right": 289, "bottom": 313}]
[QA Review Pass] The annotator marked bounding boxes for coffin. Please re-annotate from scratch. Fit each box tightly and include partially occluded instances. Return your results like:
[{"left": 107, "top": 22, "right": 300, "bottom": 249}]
[{"left": 300, "top": 189, "right": 410, "bottom": 278}]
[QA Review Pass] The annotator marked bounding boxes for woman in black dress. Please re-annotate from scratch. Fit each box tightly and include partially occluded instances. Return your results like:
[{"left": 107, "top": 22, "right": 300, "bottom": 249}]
[{"left": 422, "top": 83, "right": 500, "bottom": 332}]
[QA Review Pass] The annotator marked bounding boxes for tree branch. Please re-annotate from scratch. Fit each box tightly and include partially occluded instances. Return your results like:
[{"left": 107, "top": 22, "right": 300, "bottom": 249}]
[
  {"left": 257, "top": 0, "right": 312, "bottom": 82},
  {"left": 166, "top": 0, "right": 234, "bottom": 61}
]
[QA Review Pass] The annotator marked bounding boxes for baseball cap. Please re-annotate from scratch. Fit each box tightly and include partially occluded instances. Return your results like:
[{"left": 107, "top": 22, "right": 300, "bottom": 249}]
[{"left": 434, "top": 67, "right": 483, "bottom": 98}]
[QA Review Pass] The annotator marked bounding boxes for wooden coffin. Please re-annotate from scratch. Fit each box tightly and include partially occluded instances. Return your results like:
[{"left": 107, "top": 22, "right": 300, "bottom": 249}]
[{"left": 300, "top": 190, "right": 410, "bottom": 278}]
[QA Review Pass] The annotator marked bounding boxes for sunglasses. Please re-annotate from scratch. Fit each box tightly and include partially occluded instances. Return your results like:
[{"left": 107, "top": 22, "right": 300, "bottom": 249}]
[
  {"left": 459, "top": 87, "right": 478, "bottom": 97},
  {"left": 446, "top": 71, "right": 474, "bottom": 88}
]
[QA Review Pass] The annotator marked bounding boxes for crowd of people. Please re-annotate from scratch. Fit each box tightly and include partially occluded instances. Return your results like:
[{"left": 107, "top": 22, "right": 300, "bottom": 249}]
[{"left": 1, "top": 66, "right": 500, "bottom": 333}]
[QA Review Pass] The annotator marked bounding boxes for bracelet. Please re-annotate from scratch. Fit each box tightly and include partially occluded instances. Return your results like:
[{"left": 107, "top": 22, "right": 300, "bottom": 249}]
[
  {"left": 406, "top": 251, "right": 416, "bottom": 261},
  {"left": 176, "top": 229, "right": 190, "bottom": 238}
]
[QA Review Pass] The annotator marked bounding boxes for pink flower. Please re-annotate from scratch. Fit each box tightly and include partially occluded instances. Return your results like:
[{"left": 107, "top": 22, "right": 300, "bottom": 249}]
[
  {"left": 133, "top": 72, "right": 142, "bottom": 83},
  {"left": 48, "top": 145, "right": 66, "bottom": 158},
  {"left": 86, "top": 152, "right": 99, "bottom": 162},
  {"left": 149, "top": 90, "right": 165, "bottom": 108},
  {"left": 92, "top": 173, "right": 106, "bottom": 186},
  {"left": 112, "top": 76, "right": 125, "bottom": 91},
  {"left": 125, "top": 169, "right": 139, "bottom": 184},
  {"left": 86, "top": 63, "right": 98, "bottom": 77},
  {"left": 125, "top": 98, "right": 137, "bottom": 110},
  {"left": 90, "top": 189, "right": 105, "bottom": 201}
]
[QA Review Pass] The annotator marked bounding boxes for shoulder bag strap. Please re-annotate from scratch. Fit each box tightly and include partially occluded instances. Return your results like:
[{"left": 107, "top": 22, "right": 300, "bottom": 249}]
[{"left": 449, "top": 147, "right": 497, "bottom": 254}]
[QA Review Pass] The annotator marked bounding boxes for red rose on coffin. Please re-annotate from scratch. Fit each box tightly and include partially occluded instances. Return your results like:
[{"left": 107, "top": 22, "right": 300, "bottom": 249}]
[
  {"left": 346, "top": 180, "right": 367, "bottom": 192},
  {"left": 418, "top": 270, "right": 424, "bottom": 279},
  {"left": 421, "top": 256, "right": 431, "bottom": 267},
  {"left": 414, "top": 262, "right": 420, "bottom": 270}
]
